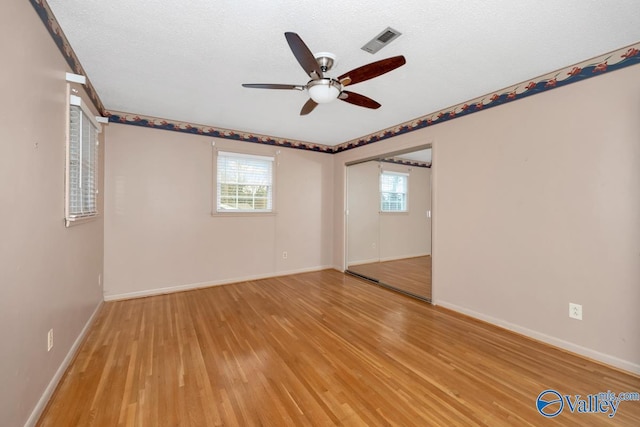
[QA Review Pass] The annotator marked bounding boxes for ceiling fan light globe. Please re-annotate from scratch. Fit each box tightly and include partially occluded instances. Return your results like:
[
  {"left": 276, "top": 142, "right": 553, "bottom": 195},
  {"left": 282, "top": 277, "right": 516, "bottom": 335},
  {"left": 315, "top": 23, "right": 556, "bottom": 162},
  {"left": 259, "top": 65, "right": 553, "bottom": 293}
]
[
  {"left": 307, "top": 78, "right": 342, "bottom": 104},
  {"left": 309, "top": 85, "right": 340, "bottom": 103}
]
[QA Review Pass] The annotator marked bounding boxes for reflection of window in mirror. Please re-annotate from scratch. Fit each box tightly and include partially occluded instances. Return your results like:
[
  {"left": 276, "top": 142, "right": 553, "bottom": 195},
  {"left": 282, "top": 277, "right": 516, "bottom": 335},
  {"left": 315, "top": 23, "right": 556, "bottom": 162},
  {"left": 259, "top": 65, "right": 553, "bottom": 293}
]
[{"left": 380, "top": 171, "right": 408, "bottom": 212}]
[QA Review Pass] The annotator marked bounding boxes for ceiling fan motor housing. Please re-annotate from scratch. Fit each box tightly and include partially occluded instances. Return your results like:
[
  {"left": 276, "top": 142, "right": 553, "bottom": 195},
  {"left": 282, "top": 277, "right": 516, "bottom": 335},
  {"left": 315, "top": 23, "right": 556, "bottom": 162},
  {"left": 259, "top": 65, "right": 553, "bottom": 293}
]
[{"left": 314, "top": 52, "right": 337, "bottom": 72}]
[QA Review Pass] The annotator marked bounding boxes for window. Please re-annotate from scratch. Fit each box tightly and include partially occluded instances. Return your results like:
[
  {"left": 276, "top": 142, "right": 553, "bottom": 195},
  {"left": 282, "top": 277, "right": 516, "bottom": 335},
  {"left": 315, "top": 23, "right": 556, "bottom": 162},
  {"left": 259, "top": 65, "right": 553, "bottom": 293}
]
[
  {"left": 380, "top": 171, "right": 408, "bottom": 212},
  {"left": 66, "top": 96, "right": 100, "bottom": 225},
  {"left": 216, "top": 151, "right": 274, "bottom": 213}
]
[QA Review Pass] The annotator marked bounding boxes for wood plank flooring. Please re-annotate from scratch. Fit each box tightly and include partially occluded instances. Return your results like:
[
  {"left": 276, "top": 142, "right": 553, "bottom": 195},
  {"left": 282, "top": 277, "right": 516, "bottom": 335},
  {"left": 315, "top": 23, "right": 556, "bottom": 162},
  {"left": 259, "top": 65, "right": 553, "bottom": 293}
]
[
  {"left": 348, "top": 256, "right": 431, "bottom": 299},
  {"left": 38, "top": 270, "right": 639, "bottom": 426}
]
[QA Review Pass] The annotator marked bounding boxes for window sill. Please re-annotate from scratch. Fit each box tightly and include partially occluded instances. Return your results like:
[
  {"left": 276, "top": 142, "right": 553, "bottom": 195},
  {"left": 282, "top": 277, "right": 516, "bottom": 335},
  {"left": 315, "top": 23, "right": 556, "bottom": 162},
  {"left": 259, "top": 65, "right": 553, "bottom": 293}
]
[
  {"left": 65, "top": 215, "right": 99, "bottom": 227},
  {"left": 379, "top": 211, "right": 409, "bottom": 215},
  {"left": 211, "top": 211, "right": 277, "bottom": 218}
]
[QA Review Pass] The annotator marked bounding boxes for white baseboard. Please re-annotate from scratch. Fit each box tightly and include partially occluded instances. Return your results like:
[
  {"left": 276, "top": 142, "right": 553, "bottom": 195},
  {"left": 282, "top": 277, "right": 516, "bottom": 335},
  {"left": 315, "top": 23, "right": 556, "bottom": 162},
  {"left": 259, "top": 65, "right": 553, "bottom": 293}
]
[
  {"left": 25, "top": 300, "right": 103, "bottom": 427},
  {"left": 346, "top": 258, "right": 380, "bottom": 267},
  {"left": 348, "top": 253, "right": 431, "bottom": 266},
  {"left": 434, "top": 299, "right": 640, "bottom": 375},
  {"left": 379, "top": 252, "right": 430, "bottom": 262},
  {"left": 104, "top": 265, "right": 334, "bottom": 301}
]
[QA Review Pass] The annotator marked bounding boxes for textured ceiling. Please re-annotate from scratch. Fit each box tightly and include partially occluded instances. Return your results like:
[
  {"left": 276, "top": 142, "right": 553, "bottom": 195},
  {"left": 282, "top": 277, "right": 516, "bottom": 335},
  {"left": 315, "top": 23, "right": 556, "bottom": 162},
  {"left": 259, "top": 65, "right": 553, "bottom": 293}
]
[{"left": 47, "top": 0, "right": 640, "bottom": 146}]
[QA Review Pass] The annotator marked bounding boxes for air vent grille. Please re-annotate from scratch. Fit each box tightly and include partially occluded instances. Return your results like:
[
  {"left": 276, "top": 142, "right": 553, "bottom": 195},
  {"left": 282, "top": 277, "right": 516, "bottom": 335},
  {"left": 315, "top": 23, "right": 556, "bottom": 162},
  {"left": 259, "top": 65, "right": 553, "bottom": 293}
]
[
  {"left": 361, "top": 27, "right": 402, "bottom": 54},
  {"left": 377, "top": 30, "right": 397, "bottom": 43}
]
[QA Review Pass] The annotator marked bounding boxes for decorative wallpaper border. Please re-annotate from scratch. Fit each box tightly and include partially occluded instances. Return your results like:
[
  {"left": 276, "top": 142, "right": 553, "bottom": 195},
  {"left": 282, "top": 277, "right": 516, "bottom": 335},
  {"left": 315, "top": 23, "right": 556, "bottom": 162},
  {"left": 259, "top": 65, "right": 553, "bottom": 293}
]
[
  {"left": 333, "top": 43, "right": 640, "bottom": 153},
  {"left": 381, "top": 158, "right": 431, "bottom": 169},
  {"left": 30, "top": 0, "right": 105, "bottom": 115},
  {"left": 106, "top": 42, "right": 640, "bottom": 155},
  {"left": 103, "top": 112, "right": 335, "bottom": 154},
  {"left": 31, "top": 0, "right": 639, "bottom": 155}
]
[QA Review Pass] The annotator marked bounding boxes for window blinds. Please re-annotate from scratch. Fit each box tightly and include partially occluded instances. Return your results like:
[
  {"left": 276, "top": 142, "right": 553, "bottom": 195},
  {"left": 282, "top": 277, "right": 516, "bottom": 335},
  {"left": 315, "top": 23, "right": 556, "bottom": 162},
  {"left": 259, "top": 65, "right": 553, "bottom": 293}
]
[
  {"left": 67, "top": 105, "right": 98, "bottom": 219},
  {"left": 217, "top": 152, "right": 274, "bottom": 212},
  {"left": 380, "top": 171, "right": 408, "bottom": 212}
]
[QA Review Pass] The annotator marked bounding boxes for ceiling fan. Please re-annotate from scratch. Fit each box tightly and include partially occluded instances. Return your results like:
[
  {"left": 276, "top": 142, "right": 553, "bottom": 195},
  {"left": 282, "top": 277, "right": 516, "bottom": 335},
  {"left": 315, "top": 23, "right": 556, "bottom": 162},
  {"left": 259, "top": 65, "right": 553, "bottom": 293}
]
[{"left": 242, "top": 32, "right": 406, "bottom": 116}]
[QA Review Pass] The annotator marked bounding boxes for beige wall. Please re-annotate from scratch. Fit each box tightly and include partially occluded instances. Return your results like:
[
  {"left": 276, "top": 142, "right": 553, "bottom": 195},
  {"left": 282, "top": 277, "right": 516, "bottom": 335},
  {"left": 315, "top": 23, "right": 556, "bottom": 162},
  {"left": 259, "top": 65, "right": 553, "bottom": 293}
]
[
  {"left": 347, "top": 161, "right": 431, "bottom": 265},
  {"left": 103, "top": 124, "right": 334, "bottom": 299},
  {"left": 0, "top": 2, "right": 104, "bottom": 426},
  {"left": 334, "top": 65, "right": 640, "bottom": 373},
  {"left": 347, "top": 161, "right": 380, "bottom": 264}
]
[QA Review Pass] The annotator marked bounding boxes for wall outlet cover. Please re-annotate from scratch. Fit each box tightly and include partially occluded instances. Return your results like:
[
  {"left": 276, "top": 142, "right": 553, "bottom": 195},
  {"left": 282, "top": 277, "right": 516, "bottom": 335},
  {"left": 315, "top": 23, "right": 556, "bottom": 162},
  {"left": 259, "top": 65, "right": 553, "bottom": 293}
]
[{"left": 569, "top": 303, "right": 583, "bottom": 320}]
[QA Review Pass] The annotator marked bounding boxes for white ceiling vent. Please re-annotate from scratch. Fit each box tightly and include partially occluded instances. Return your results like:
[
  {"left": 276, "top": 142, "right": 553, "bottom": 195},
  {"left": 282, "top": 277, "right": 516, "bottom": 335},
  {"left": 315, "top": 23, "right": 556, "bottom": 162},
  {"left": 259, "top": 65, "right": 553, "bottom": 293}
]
[{"left": 361, "top": 27, "right": 402, "bottom": 54}]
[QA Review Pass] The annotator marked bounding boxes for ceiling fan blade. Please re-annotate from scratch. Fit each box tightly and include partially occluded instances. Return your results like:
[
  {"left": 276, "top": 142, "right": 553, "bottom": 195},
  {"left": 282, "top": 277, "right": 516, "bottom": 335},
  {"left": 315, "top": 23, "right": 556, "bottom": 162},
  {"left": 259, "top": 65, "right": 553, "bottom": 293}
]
[
  {"left": 242, "top": 83, "right": 305, "bottom": 90},
  {"left": 339, "top": 91, "right": 381, "bottom": 109},
  {"left": 300, "top": 98, "right": 318, "bottom": 115},
  {"left": 285, "top": 32, "right": 323, "bottom": 80},
  {"left": 338, "top": 55, "right": 406, "bottom": 87}
]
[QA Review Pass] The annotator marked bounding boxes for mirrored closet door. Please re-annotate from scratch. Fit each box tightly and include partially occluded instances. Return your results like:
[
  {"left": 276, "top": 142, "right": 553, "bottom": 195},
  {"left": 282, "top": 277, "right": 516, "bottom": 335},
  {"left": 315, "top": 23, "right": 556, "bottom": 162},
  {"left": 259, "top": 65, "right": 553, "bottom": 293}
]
[{"left": 346, "top": 146, "right": 432, "bottom": 302}]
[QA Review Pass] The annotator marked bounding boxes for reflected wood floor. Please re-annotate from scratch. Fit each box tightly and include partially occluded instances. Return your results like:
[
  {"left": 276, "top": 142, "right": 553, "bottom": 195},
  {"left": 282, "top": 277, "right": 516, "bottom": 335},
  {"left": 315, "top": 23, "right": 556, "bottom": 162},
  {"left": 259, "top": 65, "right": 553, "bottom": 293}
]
[
  {"left": 38, "top": 270, "right": 639, "bottom": 426},
  {"left": 348, "top": 255, "right": 431, "bottom": 299}
]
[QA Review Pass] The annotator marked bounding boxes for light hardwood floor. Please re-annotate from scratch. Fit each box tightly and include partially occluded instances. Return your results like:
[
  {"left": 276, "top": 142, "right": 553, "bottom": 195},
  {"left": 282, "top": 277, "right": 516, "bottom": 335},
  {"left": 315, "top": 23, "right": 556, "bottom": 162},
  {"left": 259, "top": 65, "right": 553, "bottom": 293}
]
[
  {"left": 348, "top": 255, "right": 431, "bottom": 299},
  {"left": 38, "top": 270, "right": 639, "bottom": 426}
]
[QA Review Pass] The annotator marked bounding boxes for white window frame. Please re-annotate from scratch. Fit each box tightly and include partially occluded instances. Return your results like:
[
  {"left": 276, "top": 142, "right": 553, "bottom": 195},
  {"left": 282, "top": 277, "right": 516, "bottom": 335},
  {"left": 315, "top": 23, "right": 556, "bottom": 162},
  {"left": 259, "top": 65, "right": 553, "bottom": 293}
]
[
  {"left": 214, "top": 150, "right": 276, "bottom": 214},
  {"left": 380, "top": 170, "right": 408, "bottom": 213},
  {"left": 65, "top": 93, "right": 101, "bottom": 227}
]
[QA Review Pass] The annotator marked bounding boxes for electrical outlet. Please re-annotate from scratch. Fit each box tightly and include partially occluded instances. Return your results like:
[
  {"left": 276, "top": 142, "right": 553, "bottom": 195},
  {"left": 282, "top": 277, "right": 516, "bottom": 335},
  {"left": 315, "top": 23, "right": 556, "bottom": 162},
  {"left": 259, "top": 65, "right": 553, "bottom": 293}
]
[
  {"left": 282, "top": 251, "right": 288, "bottom": 259},
  {"left": 98, "top": 273, "right": 102, "bottom": 287},
  {"left": 47, "top": 329, "right": 54, "bottom": 352},
  {"left": 569, "top": 303, "right": 582, "bottom": 320}
]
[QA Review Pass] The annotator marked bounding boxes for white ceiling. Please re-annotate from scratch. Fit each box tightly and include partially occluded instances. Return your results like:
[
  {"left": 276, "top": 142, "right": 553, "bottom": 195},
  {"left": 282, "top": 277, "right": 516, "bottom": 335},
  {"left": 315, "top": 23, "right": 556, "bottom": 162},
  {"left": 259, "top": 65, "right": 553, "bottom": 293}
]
[
  {"left": 47, "top": 0, "right": 640, "bottom": 146},
  {"left": 395, "top": 149, "right": 432, "bottom": 164}
]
